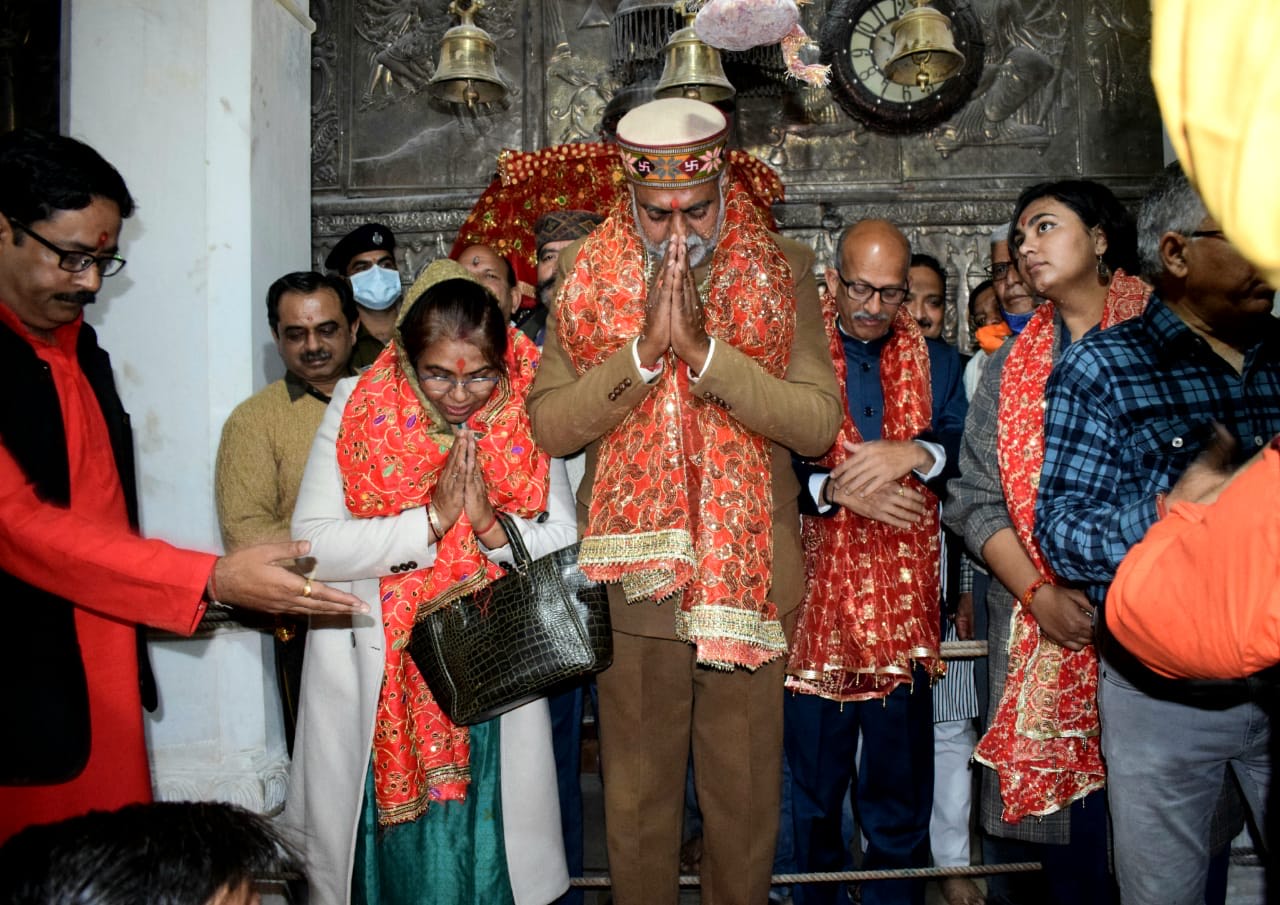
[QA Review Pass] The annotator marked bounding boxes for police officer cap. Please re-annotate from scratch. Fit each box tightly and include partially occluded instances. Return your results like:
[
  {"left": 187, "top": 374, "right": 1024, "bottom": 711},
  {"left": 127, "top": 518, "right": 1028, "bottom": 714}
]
[{"left": 325, "top": 223, "right": 397, "bottom": 274}]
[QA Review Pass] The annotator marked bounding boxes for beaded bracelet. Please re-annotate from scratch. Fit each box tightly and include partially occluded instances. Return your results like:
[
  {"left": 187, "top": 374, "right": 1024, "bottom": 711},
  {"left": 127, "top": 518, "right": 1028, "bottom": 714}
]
[{"left": 1020, "top": 576, "right": 1049, "bottom": 610}]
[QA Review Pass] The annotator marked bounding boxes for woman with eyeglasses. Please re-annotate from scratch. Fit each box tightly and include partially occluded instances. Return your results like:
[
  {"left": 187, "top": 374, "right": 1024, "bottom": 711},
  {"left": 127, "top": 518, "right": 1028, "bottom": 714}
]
[
  {"left": 284, "top": 259, "right": 576, "bottom": 905},
  {"left": 943, "top": 180, "right": 1149, "bottom": 905}
]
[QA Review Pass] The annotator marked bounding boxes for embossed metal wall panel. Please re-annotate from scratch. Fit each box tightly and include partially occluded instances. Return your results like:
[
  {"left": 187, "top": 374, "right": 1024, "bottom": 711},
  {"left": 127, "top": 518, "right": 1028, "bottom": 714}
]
[{"left": 312, "top": 0, "right": 1163, "bottom": 349}]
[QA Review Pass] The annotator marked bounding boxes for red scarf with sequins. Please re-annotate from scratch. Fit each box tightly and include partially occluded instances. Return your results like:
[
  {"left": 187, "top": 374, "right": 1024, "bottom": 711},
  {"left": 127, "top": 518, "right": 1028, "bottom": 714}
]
[
  {"left": 556, "top": 180, "right": 796, "bottom": 669},
  {"left": 786, "top": 302, "right": 943, "bottom": 700},
  {"left": 335, "top": 329, "right": 549, "bottom": 825},
  {"left": 975, "top": 272, "right": 1148, "bottom": 822}
]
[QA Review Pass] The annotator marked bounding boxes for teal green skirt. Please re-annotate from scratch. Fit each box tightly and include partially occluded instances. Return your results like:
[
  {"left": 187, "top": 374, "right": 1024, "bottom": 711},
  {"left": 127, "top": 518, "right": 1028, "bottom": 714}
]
[{"left": 351, "top": 718, "right": 514, "bottom": 905}]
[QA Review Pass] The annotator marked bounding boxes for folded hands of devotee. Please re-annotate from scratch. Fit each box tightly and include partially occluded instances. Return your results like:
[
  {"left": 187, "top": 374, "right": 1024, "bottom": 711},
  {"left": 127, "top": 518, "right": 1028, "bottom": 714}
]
[{"left": 638, "top": 216, "right": 711, "bottom": 374}]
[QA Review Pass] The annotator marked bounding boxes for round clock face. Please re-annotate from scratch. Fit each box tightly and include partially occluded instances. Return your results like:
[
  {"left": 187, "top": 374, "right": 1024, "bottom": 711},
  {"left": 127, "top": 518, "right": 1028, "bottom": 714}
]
[{"left": 820, "top": 0, "right": 984, "bottom": 133}]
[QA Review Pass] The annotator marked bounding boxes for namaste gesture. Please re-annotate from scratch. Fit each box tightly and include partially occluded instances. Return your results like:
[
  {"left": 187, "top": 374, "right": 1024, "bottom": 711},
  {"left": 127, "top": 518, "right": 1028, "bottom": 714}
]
[{"left": 636, "top": 202, "right": 713, "bottom": 374}]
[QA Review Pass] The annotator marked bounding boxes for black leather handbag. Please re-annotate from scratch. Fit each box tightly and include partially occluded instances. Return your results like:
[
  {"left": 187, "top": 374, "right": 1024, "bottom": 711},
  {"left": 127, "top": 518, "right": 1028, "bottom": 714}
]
[{"left": 409, "top": 513, "right": 612, "bottom": 726}]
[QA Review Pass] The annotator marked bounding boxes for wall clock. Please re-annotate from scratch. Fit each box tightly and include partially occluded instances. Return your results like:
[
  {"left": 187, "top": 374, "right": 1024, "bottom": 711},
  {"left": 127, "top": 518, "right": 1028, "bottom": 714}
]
[{"left": 819, "top": 0, "right": 984, "bottom": 134}]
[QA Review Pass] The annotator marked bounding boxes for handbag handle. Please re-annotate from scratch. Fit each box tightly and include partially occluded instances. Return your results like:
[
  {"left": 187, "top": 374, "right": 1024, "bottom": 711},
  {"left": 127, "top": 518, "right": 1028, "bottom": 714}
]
[{"left": 495, "top": 511, "right": 532, "bottom": 571}]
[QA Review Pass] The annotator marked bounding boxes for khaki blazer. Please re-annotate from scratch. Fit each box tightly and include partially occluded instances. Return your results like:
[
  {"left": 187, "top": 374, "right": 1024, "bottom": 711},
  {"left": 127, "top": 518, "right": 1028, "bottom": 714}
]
[{"left": 527, "top": 232, "right": 842, "bottom": 639}]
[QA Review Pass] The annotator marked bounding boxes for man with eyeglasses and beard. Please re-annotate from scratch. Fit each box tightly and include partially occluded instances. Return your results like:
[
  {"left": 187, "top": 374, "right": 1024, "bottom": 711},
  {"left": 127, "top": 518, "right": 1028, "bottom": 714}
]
[
  {"left": 527, "top": 98, "right": 842, "bottom": 905},
  {"left": 214, "top": 271, "right": 358, "bottom": 753},
  {"left": 785, "top": 219, "right": 966, "bottom": 905}
]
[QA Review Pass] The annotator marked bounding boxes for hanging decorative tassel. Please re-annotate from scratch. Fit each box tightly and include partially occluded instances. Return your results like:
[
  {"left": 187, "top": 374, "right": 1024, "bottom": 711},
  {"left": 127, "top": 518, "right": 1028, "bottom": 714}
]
[{"left": 781, "top": 23, "right": 830, "bottom": 86}]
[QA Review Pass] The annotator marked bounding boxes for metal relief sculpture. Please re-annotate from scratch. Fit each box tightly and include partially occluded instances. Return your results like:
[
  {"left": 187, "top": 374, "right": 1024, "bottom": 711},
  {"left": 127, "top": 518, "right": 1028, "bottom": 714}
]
[
  {"left": 545, "top": 0, "right": 618, "bottom": 144},
  {"left": 358, "top": 0, "right": 441, "bottom": 109},
  {"left": 312, "top": 0, "right": 1163, "bottom": 303},
  {"left": 311, "top": 0, "right": 343, "bottom": 188},
  {"left": 931, "top": 0, "right": 1067, "bottom": 157}
]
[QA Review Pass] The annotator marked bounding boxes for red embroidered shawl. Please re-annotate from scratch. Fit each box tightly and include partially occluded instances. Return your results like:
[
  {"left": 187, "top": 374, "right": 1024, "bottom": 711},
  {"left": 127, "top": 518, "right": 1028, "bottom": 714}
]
[
  {"left": 556, "top": 180, "right": 796, "bottom": 669},
  {"left": 786, "top": 302, "right": 943, "bottom": 701},
  {"left": 335, "top": 326, "right": 549, "bottom": 826},
  {"left": 974, "top": 271, "right": 1148, "bottom": 822}
]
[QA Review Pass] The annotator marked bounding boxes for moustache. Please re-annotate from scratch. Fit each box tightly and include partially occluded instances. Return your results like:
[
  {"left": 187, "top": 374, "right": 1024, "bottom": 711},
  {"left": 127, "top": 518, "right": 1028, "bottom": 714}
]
[
  {"left": 853, "top": 311, "right": 889, "bottom": 324},
  {"left": 54, "top": 291, "right": 96, "bottom": 307},
  {"left": 300, "top": 352, "right": 331, "bottom": 365}
]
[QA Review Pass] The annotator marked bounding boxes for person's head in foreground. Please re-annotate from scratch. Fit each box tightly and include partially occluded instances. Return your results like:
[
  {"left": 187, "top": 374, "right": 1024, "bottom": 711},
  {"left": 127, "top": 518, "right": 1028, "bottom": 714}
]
[{"left": 0, "top": 800, "right": 305, "bottom": 905}]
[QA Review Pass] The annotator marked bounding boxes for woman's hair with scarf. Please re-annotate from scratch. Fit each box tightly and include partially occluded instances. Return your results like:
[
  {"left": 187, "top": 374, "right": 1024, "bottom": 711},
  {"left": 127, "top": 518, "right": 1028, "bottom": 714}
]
[
  {"left": 399, "top": 276, "right": 509, "bottom": 375},
  {"left": 1008, "top": 179, "right": 1139, "bottom": 276}
]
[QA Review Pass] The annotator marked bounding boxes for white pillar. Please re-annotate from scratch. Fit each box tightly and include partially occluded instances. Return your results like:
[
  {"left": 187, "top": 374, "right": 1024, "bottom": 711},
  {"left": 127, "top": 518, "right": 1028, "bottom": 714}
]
[{"left": 66, "top": 0, "right": 313, "bottom": 813}]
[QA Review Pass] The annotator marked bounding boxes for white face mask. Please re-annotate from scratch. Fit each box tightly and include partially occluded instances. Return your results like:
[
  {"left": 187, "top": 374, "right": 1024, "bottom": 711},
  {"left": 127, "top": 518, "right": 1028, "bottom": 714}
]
[{"left": 349, "top": 265, "right": 402, "bottom": 310}]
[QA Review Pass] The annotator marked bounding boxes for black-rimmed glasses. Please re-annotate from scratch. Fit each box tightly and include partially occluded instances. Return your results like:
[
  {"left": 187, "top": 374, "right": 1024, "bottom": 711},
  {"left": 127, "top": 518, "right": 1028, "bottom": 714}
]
[
  {"left": 9, "top": 219, "right": 126, "bottom": 277},
  {"left": 984, "top": 262, "right": 1015, "bottom": 280},
  {"left": 833, "top": 271, "right": 908, "bottom": 306},
  {"left": 1188, "top": 230, "right": 1226, "bottom": 240},
  {"left": 418, "top": 374, "right": 501, "bottom": 394}
]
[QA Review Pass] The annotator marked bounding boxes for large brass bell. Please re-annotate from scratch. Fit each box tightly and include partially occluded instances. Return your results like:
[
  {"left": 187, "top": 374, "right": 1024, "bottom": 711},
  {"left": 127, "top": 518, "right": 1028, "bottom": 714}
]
[
  {"left": 428, "top": 0, "right": 508, "bottom": 109},
  {"left": 884, "top": 0, "right": 964, "bottom": 90},
  {"left": 654, "top": 13, "right": 735, "bottom": 103}
]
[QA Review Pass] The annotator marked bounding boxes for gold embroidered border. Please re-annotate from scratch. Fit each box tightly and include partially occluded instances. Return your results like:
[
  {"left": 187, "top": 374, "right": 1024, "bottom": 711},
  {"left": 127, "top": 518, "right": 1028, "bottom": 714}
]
[{"left": 376, "top": 763, "right": 471, "bottom": 826}]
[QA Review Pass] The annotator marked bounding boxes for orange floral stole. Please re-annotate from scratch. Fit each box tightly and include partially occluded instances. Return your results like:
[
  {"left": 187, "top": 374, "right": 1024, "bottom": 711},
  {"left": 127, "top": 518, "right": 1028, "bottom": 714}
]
[
  {"left": 786, "top": 303, "right": 943, "bottom": 701},
  {"left": 556, "top": 180, "right": 796, "bottom": 669},
  {"left": 335, "top": 330, "right": 550, "bottom": 825},
  {"left": 975, "top": 271, "right": 1148, "bottom": 822}
]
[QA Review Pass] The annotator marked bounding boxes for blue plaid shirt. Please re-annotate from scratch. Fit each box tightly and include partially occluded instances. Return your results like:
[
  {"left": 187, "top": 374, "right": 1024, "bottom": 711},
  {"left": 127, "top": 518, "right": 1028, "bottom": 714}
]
[{"left": 1035, "top": 294, "right": 1280, "bottom": 606}]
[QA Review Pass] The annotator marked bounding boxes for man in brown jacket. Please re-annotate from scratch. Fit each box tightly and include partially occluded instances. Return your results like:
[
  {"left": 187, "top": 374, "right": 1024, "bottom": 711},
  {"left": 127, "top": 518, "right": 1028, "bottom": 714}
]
[{"left": 527, "top": 97, "right": 842, "bottom": 905}]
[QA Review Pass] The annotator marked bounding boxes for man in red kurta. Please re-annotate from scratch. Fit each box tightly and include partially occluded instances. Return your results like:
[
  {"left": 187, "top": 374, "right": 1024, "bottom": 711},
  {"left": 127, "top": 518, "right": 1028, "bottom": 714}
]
[{"left": 0, "top": 130, "right": 365, "bottom": 843}]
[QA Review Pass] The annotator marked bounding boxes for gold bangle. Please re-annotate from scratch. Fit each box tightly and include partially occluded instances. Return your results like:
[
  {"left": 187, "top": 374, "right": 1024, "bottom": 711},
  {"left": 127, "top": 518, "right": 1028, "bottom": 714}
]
[{"left": 427, "top": 503, "right": 445, "bottom": 540}]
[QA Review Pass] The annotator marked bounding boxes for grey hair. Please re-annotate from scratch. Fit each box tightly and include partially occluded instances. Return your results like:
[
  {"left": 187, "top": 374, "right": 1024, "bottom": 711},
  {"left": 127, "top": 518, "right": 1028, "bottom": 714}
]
[
  {"left": 1136, "top": 162, "right": 1208, "bottom": 279},
  {"left": 990, "top": 224, "right": 1012, "bottom": 247}
]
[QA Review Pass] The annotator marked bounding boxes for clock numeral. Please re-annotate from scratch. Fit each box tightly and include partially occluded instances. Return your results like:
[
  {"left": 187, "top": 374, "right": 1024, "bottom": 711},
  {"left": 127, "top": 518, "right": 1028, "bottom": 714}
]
[
  {"left": 867, "top": 2, "right": 891, "bottom": 28},
  {"left": 849, "top": 46, "right": 872, "bottom": 58}
]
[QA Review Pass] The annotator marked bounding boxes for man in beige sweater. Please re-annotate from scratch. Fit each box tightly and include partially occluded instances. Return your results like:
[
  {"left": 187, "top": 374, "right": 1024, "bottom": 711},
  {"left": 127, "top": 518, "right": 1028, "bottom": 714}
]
[{"left": 214, "top": 271, "right": 357, "bottom": 750}]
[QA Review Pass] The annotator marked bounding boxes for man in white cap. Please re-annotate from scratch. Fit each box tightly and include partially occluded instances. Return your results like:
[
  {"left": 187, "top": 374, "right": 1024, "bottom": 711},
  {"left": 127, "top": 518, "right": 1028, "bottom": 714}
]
[{"left": 528, "top": 98, "right": 842, "bottom": 905}]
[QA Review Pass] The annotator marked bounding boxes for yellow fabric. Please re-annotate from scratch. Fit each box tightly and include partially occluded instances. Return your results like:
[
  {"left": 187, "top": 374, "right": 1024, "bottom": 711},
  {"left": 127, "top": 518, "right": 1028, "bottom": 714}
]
[{"left": 1152, "top": 0, "right": 1280, "bottom": 285}]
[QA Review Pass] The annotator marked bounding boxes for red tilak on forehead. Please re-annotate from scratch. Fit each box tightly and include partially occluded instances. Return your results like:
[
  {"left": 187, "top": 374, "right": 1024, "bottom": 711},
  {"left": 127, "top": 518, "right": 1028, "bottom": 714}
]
[
  {"left": 669, "top": 200, "right": 679, "bottom": 210},
  {"left": 456, "top": 357, "right": 467, "bottom": 372},
  {"left": 97, "top": 232, "right": 109, "bottom": 249}
]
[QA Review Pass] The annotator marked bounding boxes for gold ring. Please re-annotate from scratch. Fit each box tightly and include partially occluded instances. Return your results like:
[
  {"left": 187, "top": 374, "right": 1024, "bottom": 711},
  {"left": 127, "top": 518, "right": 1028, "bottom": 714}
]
[
  {"left": 302, "top": 578, "right": 313, "bottom": 598},
  {"left": 897, "top": 486, "right": 905, "bottom": 497}
]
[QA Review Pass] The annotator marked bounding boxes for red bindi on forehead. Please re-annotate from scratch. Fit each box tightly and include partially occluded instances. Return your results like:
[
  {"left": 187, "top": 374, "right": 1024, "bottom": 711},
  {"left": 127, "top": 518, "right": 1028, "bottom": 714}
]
[
  {"left": 456, "top": 357, "right": 467, "bottom": 372},
  {"left": 97, "top": 232, "right": 109, "bottom": 250},
  {"left": 669, "top": 200, "right": 679, "bottom": 210}
]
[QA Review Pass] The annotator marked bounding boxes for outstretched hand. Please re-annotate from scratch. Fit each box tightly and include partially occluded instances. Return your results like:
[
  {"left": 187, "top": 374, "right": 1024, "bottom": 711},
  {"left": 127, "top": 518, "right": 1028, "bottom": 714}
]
[{"left": 213, "top": 540, "right": 366, "bottom": 616}]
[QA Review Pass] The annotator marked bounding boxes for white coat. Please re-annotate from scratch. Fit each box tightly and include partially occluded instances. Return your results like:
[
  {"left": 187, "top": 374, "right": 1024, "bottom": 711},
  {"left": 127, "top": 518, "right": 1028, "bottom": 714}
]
[{"left": 282, "top": 376, "right": 574, "bottom": 905}]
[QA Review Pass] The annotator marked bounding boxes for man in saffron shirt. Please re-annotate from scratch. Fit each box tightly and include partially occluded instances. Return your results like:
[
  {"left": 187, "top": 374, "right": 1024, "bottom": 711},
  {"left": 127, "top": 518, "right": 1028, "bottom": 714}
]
[{"left": 0, "top": 130, "right": 365, "bottom": 843}]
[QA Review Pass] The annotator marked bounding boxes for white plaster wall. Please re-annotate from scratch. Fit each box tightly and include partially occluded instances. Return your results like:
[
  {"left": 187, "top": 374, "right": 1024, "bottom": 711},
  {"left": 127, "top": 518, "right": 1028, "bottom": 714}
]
[{"left": 66, "top": 0, "right": 314, "bottom": 810}]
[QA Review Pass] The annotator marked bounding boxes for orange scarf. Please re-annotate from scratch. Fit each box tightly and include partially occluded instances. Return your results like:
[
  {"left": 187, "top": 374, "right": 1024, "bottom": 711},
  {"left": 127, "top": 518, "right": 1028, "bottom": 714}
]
[
  {"left": 556, "top": 181, "right": 796, "bottom": 669},
  {"left": 335, "top": 330, "right": 549, "bottom": 825},
  {"left": 786, "top": 303, "right": 942, "bottom": 700},
  {"left": 975, "top": 271, "right": 1148, "bottom": 822}
]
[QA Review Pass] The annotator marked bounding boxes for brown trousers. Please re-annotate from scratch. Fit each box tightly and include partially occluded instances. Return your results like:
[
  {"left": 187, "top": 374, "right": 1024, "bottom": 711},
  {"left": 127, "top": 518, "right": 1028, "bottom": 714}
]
[{"left": 597, "top": 629, "right": 789, "bottom": 905}]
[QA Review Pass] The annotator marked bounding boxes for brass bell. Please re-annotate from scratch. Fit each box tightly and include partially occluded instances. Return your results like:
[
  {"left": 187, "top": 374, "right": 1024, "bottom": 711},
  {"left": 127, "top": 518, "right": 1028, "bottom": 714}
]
[
  {"left": 654, "top": 14, "right": 736, "bottom": 103},
  {"left": 428, "top": 0, "right": 508, "bottom": 109},
  {"left": 884, "top": 0, "right": 965, "bottom": 90}
]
